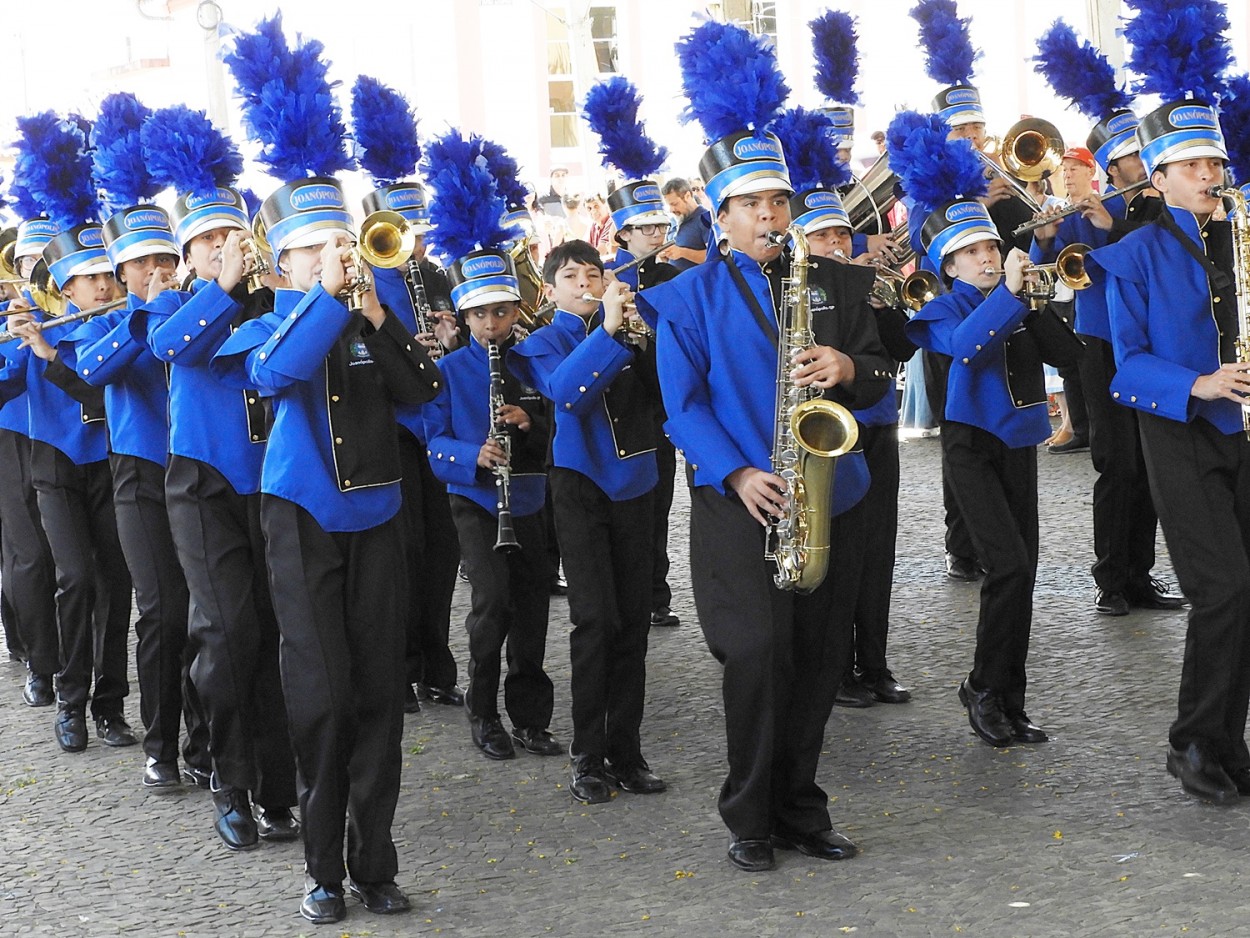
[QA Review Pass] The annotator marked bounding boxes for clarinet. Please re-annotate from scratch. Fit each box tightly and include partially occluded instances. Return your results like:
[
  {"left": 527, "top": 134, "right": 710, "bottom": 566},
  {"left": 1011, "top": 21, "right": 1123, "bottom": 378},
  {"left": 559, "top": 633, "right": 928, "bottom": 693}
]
[
  {"left": 406, "top": 258, "right": 435, "bottom": 337},
  {"left": 488, "top": 341, "right": 521, "bottom": 553}
]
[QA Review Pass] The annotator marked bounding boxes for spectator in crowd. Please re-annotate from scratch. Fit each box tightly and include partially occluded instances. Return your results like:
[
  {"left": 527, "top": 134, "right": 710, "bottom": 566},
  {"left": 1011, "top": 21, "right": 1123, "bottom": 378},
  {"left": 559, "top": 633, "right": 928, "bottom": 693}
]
[{"left": 658, "top": 177, "right": 711, "bottom": 272}]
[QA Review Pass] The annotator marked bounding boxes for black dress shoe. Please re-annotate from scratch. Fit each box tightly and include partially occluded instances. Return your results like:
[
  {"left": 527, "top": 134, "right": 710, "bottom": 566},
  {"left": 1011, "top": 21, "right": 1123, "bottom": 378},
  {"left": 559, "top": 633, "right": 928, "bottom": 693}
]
[
  {"left": 858, "top": 670, "right": 911, "bottom": 704},
  {"left": 1127, "top": 577, "right": 1186, "bottom": 610},
  {"left": 945, "top": 553, "right": 984, "bottom": 581},
  {"left": 469, "top": 714, "right": 516, "bottom": 760},
  {"left": 728, "top": 837, "right": 775, "bottom": 872},
  {"left": 22, "top": 670, "right": 53, "bottom": 708},
  {"left": 605, "top": 759, "right": 667, "bottom": 794},
  {"left": 95, "top": 714, "right": 137, "bottom": 747},
  {"left": 212, "top": 777, "right": 259, "bottom": 850},
  {"left": 256, "top": 806, "right": 301, "bottom": 841},
  {"left": 551, "top": 566, "right": 568, "bottom": 595},
  {"left": 1226, "top": 766, "right": 1250, "bottom": 796},
  {"left": 349, "top": 879, "right": 410, "bottom": 915},
  {"left": 420, "top": 683, "right": 466, "bottom": 707},
  {"left": 1095, "top": 589, "right": 1130, "bottom": 616},
  {"left": 834, "top": 678, "right": 875, "bottom": 708},
  {"left": 55, "top": 708, "right": 87, "bottom": 753},
  {"left": 771, "top": 826, "right": 859, "bottom": 861},
  {"left": 957, "top": 679, "right": 1013, "bottom": 748},
  {"left": 511, "top": 726, "right": 563, "bottom": 756},
  {"left": 403, "top": 684, "right": 421, "bottom": 714},
  {"left": 301, "top": 880, "right": 346, "bottom": 924},
  {"left": 1047, "top": 435, "right": 1089, "bottom": 454},
  {"left": 570, "top": 755, "right": 613, "bottom": 804},
  {"left": 1167, "top": 743, "right": 1239, "bottom": 805},
  {"left": 182, "top": 765, "right": 212, "bottom": 789},
  {"left": 650, "top": 606, "right": 680, "bottom": 628},
  {"left": 1006, "top": 711, "right": 1049, "bottom": 743},
  {"left": 143, "top": 758, "right": 182, "bottom": 793}
]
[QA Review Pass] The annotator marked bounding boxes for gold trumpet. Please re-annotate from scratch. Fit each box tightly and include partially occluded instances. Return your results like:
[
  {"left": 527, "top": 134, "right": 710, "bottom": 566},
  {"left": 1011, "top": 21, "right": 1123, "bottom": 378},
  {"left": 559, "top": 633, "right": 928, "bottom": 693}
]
[
  {"left": 577, "top": 291, "right": 653, "bottom": 342},
  {"left": 977, "top": 118, "right": 1065, "bottom": 213},
  {"left": 341, "top": 210, "right": 417, "bottom": 311},
  {"left": 239, "top": 214, "right": 273, "bottom": 293},
  {"left": 985, "top": 242, "right": 1091, "bottom": 309},
  {"left": 509, "top": 235, "right": 550, "bottom": 329},
  {"left": 870, "top": 267, "right": 941, "bottom": 311}
]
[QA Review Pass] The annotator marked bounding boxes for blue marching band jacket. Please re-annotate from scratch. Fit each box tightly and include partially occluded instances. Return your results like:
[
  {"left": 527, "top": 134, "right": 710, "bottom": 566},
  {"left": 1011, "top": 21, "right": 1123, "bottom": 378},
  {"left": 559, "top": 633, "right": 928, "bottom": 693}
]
[
  {"left": 1090, "top": 204, "right": 1241, "bottom": 434},
  {"left": 423, "top": 333, "right": 549, "bottom": 518},
  {"left": 130, "top": 278, "right": 271, "bottom": 495},
  {"left": 508, "top": 307, "right": 658, "bottom": 503},
  {"left": 639, "top": 248, "right": 890, "bottom": 513},
  {"left": 210, "top": 285, "right": 441, "bottom": 533}
]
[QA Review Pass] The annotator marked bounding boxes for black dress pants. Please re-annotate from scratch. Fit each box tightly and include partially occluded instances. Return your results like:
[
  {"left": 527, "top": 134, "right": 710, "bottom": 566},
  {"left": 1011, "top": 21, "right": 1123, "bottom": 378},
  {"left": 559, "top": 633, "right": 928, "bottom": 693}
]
[
  {"left": 397, "top": 430, "right": 459, "bottom": 691},
  {"left": 852, "top": 423, "right": 901, "bottom": 677},
  {"left": 166, "top": 456, "right": 295, "bottom": 805},
  {"left": 1138, "top": 415, "right": 1250, "bottom": 770},
  {"left": 0, "top": 430, "right": 57, "bottom": 675},
  {"left": 689, "top": 485, "right": 843, "bottom": 840},
  {"left": 451, "top": 496, "right": 554, "bottom": 730},
  {"left": 942, "top": 422, "right": 1038, "bottom": 713},
  {"left": 111, "top": 453, "right": 202, "bottom": 764},
  {"left": 31, "top": 442, "right": 131, "bottom": 717},
  {"left": 1080, "top": 337, "right": 1159, "bottom": 594},
  {"left": 261, "top": 495, "right": 405, "bottom": 886},
  {"left": 550, "top": 467, "right": 654, "bottom": 766}
]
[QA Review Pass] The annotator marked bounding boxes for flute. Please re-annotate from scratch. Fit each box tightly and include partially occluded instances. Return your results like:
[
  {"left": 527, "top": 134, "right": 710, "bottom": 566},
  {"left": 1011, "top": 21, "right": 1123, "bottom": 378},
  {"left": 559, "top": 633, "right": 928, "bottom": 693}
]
[
  {"left": 0, "top": 297, "right": 128, "bottom": 343},
  {"left": 1013, "top": 180, "right": 1151, "bottom": 237}
]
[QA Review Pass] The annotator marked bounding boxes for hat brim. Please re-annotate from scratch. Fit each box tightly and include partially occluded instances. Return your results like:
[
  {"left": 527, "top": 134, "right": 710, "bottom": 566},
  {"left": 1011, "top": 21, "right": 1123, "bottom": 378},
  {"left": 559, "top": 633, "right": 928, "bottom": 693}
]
[
  {"left": 940, "top": 228, "right": 1000, "bottom": 261},
  {"left": 73, "top": 259, "right": 116, "bottom": 278},
  {"left": 620, "top": 210, "right": 670, "bottom": 229},
  {"left": 281, "top": 226, "right": 356, "bottom": 254},
  {"left": 110, "top": 243, "right": 180, "bottom": 267},
  {"left": 456, "top": 286, "right": 522, "bottom": 311},
  {"left": 718, "top": 174, "right": 794, "bottom": 207},
  {"left": 180, "top": 217, "right": 248, "bottom": 248},
  {"left": 802, "top": 216, "right": 853, "bottom": 235},
  {"left": 1152, "top": 144, "right": 1227, "bottom": 171}
]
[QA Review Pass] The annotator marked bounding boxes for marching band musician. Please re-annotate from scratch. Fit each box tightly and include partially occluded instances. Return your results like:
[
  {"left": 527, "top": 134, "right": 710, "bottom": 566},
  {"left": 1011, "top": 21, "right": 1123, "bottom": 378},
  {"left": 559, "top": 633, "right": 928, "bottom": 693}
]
[
  {"left": 214, "top": 16, "right": 440, "bottom": 923},
  {"left": 351, "top": 76, "right": 464, "bottom": 715},
  {"left": 639, "top": 21, "right": 889, "bottom": 873},
  {"left": 422, "top": 129, "right": 561, "bottom": 762},
  {"left": 1030, "top": 22, "right": 1180, "bottom": 618},
  {"left": 129, "top": 104, "right": 298, "bottom": 844},
  {"left": 58, "top": 93, "right": 210, "bottom": 793},
  {"left": 582, "top": 76, "right": 682, "bottom": 630},
  {"left": 1087, "top": 0, "right": 1250, "bottom": 805},
  {"left": 1, "top": 113, "right": 135, "bottom": 756},
  {"left": 0, "top": 214, "right": 60, "bottom": 711},
  {"left": 895, "top": 111, "right": 1083, "bottom": 750}
]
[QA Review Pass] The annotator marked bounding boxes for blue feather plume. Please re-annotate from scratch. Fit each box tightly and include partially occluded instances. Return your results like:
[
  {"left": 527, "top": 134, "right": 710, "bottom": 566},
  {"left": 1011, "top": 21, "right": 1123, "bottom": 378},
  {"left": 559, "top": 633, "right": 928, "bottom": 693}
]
[
  {"left": 239, "top": 187, "right": 262, "bottom": 219},
  {"left": 422, "top": 129, "right": 517, "bottom": 263},
  {"left": 911, "top": 0, "right": 978, "bottom": 86},
  {"left": 886, "top": 109, "right": 985, "bottom": 215},
  {"left": 810, "top": 11, "right": 861, "bottom": 106},
  {"left": 478, "top": 138, "right": 530, "bottom": 213},
  {"left": 91, "top": 93, "right": 159, "bottom": 215},
  {"left": 1124, "top": 0, "right": 1233, "bottom": 103},
  {"left": 11, "top": 112, "right": 98, "bottom": 230},
  {"left": 676, "top": 20, "right": 789, "bottom": 141},
  {"left": 770, "top": 107, "right": 851, "bottom": 192},
  {"left": 141, "top": 106, "right": 243, "bottom": 199},
  {"left": 1033, "top": 21, "right": 1131, "bottom": 120},
  {"left": 1221, "top": 74, "right": 1250, "bottom": 186},
  {"left": 351, "top": 75, "right": 421, "bottom": 185},
  {"left": 582, "top": 77, "right": 668, "bottom": 180},
  {"left": 222, "top": 12, "right": 353, "bottom": 180}
]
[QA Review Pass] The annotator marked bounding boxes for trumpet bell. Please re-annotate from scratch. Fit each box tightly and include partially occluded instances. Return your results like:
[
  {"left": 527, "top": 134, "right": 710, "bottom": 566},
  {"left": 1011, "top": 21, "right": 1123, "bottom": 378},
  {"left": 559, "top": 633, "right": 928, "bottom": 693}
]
[
  {"left": 1000, "top": 118, "right": 1064, "bottom": 183},
  {"left": 900, "top": 269, "right": 940, "bottom": 310},
  {"left": 1054, "top": 242, "right": 1091, "bottom": 291},
  {"left": 358, "top": 210, "right": 415, "bottom": 269}
]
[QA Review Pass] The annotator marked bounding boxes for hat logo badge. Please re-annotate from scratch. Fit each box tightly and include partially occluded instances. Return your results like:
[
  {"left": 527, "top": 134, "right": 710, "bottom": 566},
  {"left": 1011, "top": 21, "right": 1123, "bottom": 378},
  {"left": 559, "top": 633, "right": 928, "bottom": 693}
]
[
  {"left": 462, "top": 255, "right": 507, "bottom": 278},
  {"left": 384, "top": 188, "right": 426, "bottom": 210},
  {"left": 124, "top": 209, "right": 168, "bottom": 231},
  {"left": 1168, "top": 106, "right": 1217, "bottom": 130},
  {"left": 77, "top": 228, "right": 104, "bottom": 248},
  {"left": 288, "top": 184, "right": 344, "bottom": 211},
  {"left": 633, "top": 184, "right": 660, "bottom": 202},
  {"left": 732, "top": 137, "right": 782, "bottom": 160},
  {"left": 946, "top": 88, "right": 979, "bottom": 105},
  {"left": 804, "top": 191, "right": 841, "bottom": 210},
  {"left": 1107, "top": 112, "right": 1137, "bottom": 134},
  {"left": 185, "top": 188, "right": 237, "bottom": 210},
  {"left": 945, "top": 202, "right": 987, "bottom": 223}
]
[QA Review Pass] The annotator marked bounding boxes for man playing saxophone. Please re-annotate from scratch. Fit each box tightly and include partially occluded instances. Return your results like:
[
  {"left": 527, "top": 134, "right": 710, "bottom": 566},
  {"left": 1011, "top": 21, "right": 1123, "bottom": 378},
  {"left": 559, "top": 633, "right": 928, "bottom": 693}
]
[{"left": 637, "top": 21, "right": 890, "bottom": 874}]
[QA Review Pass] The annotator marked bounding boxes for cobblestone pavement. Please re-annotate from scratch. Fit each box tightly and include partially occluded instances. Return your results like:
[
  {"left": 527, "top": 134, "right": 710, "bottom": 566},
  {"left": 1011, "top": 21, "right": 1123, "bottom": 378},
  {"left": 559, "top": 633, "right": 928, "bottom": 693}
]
[{"left": 4, "top": 436, "right": 1250, "bottom": 938}]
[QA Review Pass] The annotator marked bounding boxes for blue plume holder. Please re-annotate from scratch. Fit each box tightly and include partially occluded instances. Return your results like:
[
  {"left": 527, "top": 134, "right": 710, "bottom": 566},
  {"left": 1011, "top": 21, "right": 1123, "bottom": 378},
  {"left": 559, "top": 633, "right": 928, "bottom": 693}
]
[
  {"left": 1087, "top": 109, "right": 1141, "bottom": 172},
  {"left": 15, "top": 218, "right": 59, "bottom": 261},
  {"left": 921, "top": 199, "right": 999, "bottom": 270},
  {"left": 102, "top": 205, "right": 179, "bottom": 268},
  {"left": 362, "top": 182, "right": 432, "bottom": 232},
  {"left": 44, "top": 224, "right": 111, "bottom": 289},
  {"left": 934, "top": 84, "right": 985, "bottom": 128},
  {"left": 1137, "top": 100, "right": 1227, "bottom": 176},
  {"left": 699, "top": 130, "right": 792, "bottom": 213},
  {"left": 259, "top": 177, "right": 355, "bottom": 258},
  {"left": 448, "top": 249, "right": 521, "bottom": 311},
  {"left": 790, "top": 187, "right": 852, "bottom": 234},
  {"left": 170, "top": 187, "right": 249, "bottom": 250},
  {"left": 608, "top": 180, "right": 668, "bottom": 231}
]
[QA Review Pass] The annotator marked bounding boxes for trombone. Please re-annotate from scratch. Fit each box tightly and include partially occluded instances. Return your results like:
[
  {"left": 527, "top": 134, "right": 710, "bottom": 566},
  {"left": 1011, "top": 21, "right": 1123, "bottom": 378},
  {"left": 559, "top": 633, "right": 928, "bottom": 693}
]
[
  {"left": 984, "top": 241, "right": 1091, "bottom": 309},
  {"left": 341, "top": 210, "right": 416, "bottom": 311},
  {"left": 976, "top": 118, "right": 1064, "bottom": 214}
]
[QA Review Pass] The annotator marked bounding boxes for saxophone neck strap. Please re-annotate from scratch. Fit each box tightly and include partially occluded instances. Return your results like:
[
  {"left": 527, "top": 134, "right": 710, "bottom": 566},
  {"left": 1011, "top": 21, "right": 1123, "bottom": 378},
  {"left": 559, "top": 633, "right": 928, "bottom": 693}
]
[
  {"left": 1154, "top": 208, "right": 1232, "bottom": 293},
  {"left": 721, "top": 251, "right": 779, "bottom": 347}
]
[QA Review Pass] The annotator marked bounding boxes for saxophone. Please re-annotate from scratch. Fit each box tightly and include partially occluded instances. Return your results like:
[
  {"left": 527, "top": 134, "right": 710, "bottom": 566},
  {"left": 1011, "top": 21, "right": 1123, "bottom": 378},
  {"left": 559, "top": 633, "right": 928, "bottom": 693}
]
[
  {"left": 764, "top": 226, "right": 861, "bottom": 593},
  {"left": 1212, "top": 185, "right": 1250, "bottom": 439},
  {"left": 488, "top": 340, "right": 521, "bottom": 553}
]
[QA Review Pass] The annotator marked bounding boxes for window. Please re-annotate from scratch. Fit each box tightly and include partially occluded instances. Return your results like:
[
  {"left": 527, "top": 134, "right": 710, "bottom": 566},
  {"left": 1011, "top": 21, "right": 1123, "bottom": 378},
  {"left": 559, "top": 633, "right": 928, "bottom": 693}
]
[
  {"left": 589, "top": 6, "right": 618, "bottom": 74},
  {"left": 547, "top": 10, "right": 577, "bottom": 147},
  {"left": 723, "top": 0, "right": 777, "bottom": 46}
]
